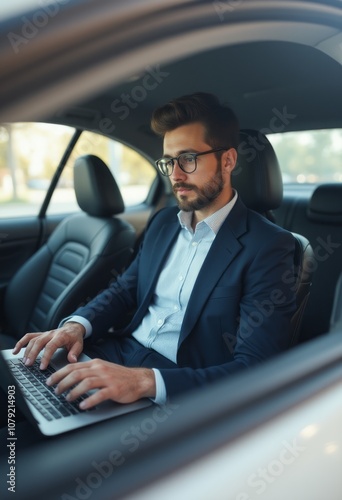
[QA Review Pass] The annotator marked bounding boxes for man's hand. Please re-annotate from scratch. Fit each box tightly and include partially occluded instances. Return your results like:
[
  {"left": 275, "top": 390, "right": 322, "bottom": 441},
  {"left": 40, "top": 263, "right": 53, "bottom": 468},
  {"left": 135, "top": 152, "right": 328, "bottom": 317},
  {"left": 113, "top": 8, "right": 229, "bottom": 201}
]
[
  {"left": 12, "top": 322, "right": 85, "bottom": 370},
  {"left": 46, "top": 359, "right": 156, "bottom": 408}
]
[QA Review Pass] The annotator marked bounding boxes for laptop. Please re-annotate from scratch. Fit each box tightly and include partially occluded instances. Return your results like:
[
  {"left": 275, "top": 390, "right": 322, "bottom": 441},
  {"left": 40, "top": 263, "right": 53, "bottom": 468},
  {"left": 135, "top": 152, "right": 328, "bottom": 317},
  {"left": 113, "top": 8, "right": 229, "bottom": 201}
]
[{"left": 0, "top": 347, "right": 152, "bottom": 436}]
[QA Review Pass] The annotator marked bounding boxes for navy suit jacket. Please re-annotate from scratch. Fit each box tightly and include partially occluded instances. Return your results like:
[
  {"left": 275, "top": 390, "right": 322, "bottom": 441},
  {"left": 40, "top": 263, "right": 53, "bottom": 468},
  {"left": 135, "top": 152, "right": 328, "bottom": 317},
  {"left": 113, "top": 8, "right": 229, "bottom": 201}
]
[{"left": 74, "top": 197, "right": 296, "bottom": 397}]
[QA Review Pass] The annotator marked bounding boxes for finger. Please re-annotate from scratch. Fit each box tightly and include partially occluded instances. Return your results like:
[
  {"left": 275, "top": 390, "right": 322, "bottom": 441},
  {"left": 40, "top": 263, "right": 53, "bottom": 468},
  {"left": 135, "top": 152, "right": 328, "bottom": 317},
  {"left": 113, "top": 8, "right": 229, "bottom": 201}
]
[
  {"left": 12, "top": 339, "right": 25, "bottom": 355},
  {"left": 12, "top": 333, "right": 40, "bottom": 355},
  {"left": 78, "top": 389, "right": 109, "bottom": 410},
  {"left": 46, "top": 362, "right": 89, "bottom": 389},
  {"left": 39, "top": 332, "right": 76, "bottom": 369},
  {"left": 24, "top": 334, "right": 55, "bottom": 367},
  {"left": 23, "top": 334, "right": 50, "bottom": 365},
  {"left": 65, "top": 376, "right": 103, "bottom": 405},
  {"left": 67, "top": 341, "right": 83, "bottom": 364},
  {"left": 39, "top": 338, "right": 65, "bottom": 370}
]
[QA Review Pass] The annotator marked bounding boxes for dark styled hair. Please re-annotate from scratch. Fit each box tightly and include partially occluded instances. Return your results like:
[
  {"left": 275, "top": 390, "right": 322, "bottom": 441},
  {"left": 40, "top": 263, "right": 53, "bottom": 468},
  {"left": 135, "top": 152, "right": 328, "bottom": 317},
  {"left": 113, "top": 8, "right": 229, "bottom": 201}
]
[{"left": 151, "top": 92, "right": 239, "bottom": 149}]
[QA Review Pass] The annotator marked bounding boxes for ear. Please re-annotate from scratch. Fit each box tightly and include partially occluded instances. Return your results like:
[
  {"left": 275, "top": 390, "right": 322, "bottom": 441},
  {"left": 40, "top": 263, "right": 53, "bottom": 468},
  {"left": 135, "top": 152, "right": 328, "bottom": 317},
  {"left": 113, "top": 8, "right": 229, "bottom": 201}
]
[{"left": 222, "top": 148, "right": 237, "bottom": 174}]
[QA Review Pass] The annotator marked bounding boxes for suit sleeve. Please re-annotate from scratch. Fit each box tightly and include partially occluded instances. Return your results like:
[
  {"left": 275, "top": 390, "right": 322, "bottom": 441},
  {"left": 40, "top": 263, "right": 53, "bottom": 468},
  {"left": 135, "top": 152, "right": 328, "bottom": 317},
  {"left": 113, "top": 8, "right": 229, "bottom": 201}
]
[
  {"left": 160, "top": 229, "right": 297, "bottom": 398},
  {"left": 71, "top": 252, "right": 140, "bottom": 337}
]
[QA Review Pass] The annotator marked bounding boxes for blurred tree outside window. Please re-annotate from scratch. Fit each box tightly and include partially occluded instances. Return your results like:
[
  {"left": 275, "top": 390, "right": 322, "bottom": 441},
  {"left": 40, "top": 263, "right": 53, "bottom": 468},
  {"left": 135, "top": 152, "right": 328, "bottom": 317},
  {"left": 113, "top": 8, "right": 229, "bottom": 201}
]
[
  {"left": 0, "top": 123, "right": 73, "bottom": 217},
  {"left": 268, "top": 129, "right": 342, "bottom": 183},
  {"left": 0, "top": 123, "right": 156, "bottom": 218}
]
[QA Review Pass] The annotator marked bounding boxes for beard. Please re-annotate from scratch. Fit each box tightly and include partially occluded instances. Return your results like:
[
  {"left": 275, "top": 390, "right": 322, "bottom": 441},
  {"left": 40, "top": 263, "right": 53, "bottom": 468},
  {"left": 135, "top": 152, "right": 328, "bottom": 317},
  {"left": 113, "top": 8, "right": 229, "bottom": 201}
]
[{"left": 172, "top": 164, "right": 224, "bottom": 212}]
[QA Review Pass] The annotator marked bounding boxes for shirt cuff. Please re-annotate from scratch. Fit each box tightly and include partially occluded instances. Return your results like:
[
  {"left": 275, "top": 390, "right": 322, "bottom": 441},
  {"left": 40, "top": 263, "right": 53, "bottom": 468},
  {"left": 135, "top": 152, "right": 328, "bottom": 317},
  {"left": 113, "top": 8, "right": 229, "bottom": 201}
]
[
  {"left": 59, "top": 316, "right": 93, "bottom": 339},
  {"left": 150, "top": 368, "right": 167, "bottom": 405}
]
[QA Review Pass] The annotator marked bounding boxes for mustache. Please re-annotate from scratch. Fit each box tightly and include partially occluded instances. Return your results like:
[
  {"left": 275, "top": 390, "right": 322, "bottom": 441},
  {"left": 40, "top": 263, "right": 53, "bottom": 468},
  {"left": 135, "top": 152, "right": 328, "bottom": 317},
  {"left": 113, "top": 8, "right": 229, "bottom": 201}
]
[{"left": 172, "top": 182, "right": 198, "bottom": 191}]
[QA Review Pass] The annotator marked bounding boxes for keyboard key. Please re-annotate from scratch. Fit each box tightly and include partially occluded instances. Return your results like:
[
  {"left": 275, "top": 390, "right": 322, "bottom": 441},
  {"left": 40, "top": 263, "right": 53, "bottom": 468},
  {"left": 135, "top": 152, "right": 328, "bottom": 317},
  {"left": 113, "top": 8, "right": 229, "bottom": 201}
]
[{"left": 8, "top": 358, "right": 94, "bottom": 421}]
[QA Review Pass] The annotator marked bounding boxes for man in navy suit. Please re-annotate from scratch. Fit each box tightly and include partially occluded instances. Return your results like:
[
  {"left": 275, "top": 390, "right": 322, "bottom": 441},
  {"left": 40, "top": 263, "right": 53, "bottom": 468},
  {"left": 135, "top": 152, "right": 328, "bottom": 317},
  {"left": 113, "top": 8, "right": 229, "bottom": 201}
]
[{"left": 13, "top": 93, "right": 296, "bottom": 407}]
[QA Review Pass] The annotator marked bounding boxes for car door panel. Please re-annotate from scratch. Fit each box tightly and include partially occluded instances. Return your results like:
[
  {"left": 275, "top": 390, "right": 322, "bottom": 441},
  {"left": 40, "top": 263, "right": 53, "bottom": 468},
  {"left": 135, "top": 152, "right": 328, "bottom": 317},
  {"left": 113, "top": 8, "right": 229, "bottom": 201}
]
[{"left": 0, "top": 215, "right": 65, "bottom": 319}]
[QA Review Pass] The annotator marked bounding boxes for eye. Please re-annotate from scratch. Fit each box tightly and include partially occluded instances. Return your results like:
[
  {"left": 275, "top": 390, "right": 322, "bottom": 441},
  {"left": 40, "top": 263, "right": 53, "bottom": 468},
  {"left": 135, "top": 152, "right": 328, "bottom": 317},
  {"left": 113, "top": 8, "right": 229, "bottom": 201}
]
[
  {"left": 159, "top": 158, "right": 173, "bottom": 168},
  {"left": 181, "top": 153, "right": 196, "bottom": 164},
  {"left": 162, "top": 158, "right": 173, "bottom": 166},
  {"left": 158, "top": 158, "right": 173, "bottom": 175}
]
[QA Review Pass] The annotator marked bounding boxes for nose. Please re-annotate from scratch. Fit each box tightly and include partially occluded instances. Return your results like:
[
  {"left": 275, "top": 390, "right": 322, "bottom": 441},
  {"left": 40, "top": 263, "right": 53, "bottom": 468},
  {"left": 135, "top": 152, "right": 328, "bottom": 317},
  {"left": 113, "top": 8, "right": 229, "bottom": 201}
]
[{"left": 171, "top": 160, "right": 187, "bottom": 181}]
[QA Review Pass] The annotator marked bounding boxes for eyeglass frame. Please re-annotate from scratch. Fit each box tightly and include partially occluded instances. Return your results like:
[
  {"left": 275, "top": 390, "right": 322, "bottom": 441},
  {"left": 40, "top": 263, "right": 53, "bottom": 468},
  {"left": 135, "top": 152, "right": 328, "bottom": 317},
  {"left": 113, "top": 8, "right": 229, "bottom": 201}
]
[{"left": 155, "top": 147, "right": 228, "bottom": 176}]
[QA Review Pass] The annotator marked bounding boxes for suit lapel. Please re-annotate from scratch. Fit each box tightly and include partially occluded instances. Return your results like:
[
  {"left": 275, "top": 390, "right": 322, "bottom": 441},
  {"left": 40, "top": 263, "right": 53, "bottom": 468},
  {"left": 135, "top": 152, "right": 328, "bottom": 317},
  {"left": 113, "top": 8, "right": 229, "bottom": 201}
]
[
  {"left": 129, "top": 198, "right": 249, "bottom": 343},
  {"left": 145, "top": 220, "right": 180, "bottom": 292},
  {"left": 131, "top": 217, "right": 180, "bottom": 328},
  {"left": 179, "top": 198, "right": 248, "bottom": 345}
]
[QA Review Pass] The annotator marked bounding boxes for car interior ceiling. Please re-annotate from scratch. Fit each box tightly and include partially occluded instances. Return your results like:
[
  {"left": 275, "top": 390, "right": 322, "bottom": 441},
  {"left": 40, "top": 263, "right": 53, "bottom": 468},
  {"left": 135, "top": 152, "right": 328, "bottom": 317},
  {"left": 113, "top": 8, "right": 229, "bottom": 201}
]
[{"left": 53, "top": 40, "right": 342, "bottom": 157}]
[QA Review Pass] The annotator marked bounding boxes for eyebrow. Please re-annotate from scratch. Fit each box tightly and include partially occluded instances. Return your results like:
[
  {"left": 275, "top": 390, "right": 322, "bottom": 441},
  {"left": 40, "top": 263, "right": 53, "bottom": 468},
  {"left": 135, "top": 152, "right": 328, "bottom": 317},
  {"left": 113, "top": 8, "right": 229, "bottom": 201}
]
[{"left": 162, "top": 149, "right": 200, "bottom": 157}]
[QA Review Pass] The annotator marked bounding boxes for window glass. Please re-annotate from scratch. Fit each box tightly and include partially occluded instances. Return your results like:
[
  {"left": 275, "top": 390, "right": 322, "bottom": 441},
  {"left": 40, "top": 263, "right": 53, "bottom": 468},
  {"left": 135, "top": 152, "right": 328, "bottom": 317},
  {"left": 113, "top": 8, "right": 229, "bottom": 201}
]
[
  {"left": 267, "top": 129, "right": 342, "bottom": 184},
  {"left": 0, "top": 123, "right": 73, "bottom": 217}
]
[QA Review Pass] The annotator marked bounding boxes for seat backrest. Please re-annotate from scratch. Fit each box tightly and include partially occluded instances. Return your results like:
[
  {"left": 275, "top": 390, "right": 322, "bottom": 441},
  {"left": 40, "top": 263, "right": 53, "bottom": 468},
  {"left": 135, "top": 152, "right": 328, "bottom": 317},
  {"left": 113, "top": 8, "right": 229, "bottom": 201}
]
[
  {"left": 233, "top": 129, "right": 283, "bottom": 217},
  {"left": 4, "top": 155, "right": 136, "bottom": 340},
  {"left": 304, "top": 184, "right": 342, "bottom": 337},
  {"left": 233, "top": 129, "right": 314, "bottom": 347},
  {"left": 288, "top": 232, "right": 315, "bottom": 345},
  {"left": 274, "top": 183, "right": 342, "bottom": 341}
]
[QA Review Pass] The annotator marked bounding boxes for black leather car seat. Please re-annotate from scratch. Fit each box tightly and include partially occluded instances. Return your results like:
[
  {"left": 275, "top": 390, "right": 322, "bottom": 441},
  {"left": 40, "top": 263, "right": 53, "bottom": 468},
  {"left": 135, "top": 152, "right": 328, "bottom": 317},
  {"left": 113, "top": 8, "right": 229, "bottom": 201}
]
[
  {"left": 1, "top": 155, "right": 136, "bottom": 345},
  {"left": 273, "top": 183, "right": 342, "bottom": 341},
  {"left": 233, "top": 129, "right": 314, "bottom": 347}
]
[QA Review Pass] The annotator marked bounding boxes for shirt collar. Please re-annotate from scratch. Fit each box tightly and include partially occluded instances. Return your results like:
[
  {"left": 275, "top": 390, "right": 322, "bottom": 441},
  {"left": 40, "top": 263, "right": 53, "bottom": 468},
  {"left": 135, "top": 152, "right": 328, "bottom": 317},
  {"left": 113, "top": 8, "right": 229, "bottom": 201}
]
[{"left": 178, "top": 190, "right": 238, "bottom": 235}]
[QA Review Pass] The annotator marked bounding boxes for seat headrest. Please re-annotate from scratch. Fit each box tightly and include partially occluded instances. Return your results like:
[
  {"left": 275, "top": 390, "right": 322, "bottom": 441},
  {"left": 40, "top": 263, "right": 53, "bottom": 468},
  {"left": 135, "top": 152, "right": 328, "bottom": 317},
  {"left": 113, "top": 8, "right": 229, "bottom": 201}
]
[
  {"left": 307, "top": 183, "right": 342, "bottom": 224},
  {"left": 232, "top": 129, "right": 283, "bottom": 212},
  {"left": 73, "top": 155, "right": 124, "bottom": 217}
]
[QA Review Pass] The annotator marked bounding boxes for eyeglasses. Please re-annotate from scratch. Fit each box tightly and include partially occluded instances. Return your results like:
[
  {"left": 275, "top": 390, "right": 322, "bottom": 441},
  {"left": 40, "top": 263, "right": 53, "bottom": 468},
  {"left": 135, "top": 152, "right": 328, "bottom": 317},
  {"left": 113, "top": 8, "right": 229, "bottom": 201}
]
[{"left": 155, "top": 147, "right": 227, "bottom": 176}]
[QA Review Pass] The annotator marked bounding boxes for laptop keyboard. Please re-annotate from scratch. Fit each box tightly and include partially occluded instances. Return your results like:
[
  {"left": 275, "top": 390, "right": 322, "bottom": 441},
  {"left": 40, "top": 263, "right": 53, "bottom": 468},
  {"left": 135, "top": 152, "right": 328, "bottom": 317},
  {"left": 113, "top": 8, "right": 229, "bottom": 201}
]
[{"left": 8, "top": 358, "right": 93, "bottom": 421}]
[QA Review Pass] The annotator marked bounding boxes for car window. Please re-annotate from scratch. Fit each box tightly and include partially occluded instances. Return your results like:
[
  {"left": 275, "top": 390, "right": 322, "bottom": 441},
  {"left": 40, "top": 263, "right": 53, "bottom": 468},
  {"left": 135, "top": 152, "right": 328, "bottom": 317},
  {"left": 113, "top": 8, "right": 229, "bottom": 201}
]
[
  {"left": 268, "top": 129, "right": 342, "bottom": 184},
  {"left": 0, "top": 123, "right": 157, "bottom": 218},
  {"left": 0, "top": 122, "right": 74, "bottom": 218}
]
